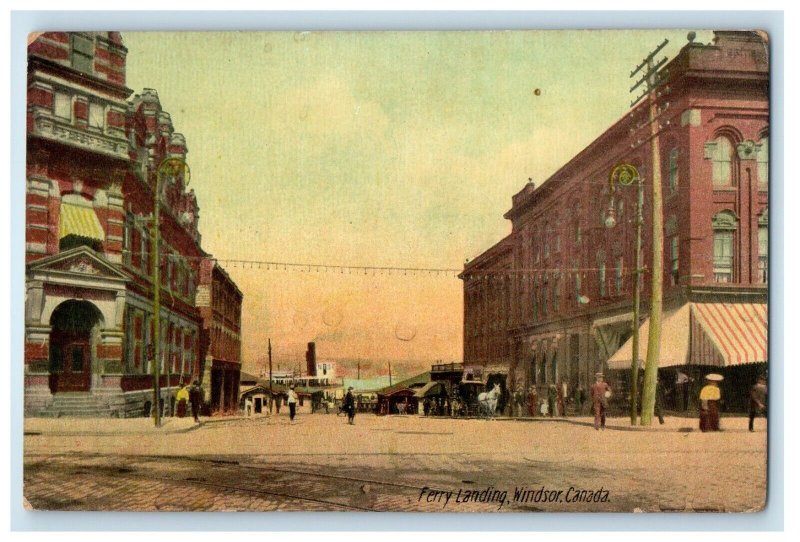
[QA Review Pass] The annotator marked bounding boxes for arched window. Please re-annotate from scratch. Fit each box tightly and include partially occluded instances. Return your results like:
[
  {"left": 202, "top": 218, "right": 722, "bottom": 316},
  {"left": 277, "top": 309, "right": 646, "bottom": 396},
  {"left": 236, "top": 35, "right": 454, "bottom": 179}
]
[
  {"left": 668, "top": 147, "right": 679, "bottom": 193},
  {"left": 712, "top": 211, "right": 738, "bottom": 283},
  {"left": 757, "top": 135, "right": 769, "bottom": 188},
  {"left": 705, "top": 136, "right": 734, "bottom": 187}
]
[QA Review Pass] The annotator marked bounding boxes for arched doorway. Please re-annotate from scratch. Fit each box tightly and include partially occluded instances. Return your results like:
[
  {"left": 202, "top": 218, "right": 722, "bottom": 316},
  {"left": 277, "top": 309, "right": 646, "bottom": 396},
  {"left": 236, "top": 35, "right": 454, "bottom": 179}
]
[{"left": 49, "top": 300, "right": 103, "bottom": 393}]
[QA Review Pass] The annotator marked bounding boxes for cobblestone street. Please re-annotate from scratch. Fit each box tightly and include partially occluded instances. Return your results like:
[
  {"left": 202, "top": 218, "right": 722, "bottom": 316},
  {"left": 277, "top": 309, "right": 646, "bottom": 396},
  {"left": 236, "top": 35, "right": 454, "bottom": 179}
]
[{"left": 23, "top": 413, "right": 768, "bottom": 513}]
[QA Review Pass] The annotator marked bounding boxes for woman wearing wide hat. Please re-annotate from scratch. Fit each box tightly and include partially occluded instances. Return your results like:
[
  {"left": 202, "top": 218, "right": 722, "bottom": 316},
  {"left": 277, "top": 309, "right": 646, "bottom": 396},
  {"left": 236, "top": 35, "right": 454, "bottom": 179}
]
[{"left": 699, "top": 374, "right": 724, "bottom": 432}]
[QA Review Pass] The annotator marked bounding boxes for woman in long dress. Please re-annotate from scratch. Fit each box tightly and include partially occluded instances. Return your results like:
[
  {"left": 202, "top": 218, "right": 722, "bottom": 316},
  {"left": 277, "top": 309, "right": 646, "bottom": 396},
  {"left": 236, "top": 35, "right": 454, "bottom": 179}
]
[{"left": 699, "top": 374, "right": 723, "bottom": 432}]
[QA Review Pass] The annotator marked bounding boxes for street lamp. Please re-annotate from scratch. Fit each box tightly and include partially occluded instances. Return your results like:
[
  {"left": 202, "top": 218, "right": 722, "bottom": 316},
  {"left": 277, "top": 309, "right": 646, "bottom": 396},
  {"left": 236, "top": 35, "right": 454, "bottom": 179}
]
[
  {"left": 606, "top": 163, "right": 643, "bottom": 426},
  {"left": 152, "top": 156, "right": 190, "bottom": 427}
]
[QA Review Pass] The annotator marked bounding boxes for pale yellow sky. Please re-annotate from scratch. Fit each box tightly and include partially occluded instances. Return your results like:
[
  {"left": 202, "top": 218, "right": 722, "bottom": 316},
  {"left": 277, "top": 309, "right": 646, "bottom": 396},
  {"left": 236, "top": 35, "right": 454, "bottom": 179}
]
[{"left": 122, "top": 30, "right": 712, "bottom": 374}]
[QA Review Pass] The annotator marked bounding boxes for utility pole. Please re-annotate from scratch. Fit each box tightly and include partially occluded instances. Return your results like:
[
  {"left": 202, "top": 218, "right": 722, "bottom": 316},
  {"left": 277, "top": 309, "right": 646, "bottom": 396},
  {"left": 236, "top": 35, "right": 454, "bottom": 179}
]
[
  {"left": 388, "top": 362, "right": 392, "bottom": 386},
  {"left": 268, "top": 338, "right": 273, "bottom": 392},
  {"left": 268, "top": 338, "right": 273, "bottom": 414},
  {"left": 357, "top": 361, "right": 361, "bottom": 381},
  {"left": 630, "top": 39, "right": 669, "bottom": 426}
]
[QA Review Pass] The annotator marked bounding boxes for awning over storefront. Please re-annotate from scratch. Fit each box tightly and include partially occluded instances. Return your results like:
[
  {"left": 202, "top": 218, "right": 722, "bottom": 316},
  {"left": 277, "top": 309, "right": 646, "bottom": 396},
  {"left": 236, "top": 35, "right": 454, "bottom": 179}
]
[
  {"left": 593, "top": 313, "right": 634, "bottom": 360},
  {"left": 607, "top": 304, "right": 691, "bottom": 369},
  {"left": 58, "top": 203, "right": 105, "bottom": 241},
  {"left": 413, "top": 381, "right": 446, "bottom": 398},
  {"left": 690, "top": 303, "right": 767, "bottom": 367},
  {"left": 607, "top": 303, "right": 767, "bottom": 370}
]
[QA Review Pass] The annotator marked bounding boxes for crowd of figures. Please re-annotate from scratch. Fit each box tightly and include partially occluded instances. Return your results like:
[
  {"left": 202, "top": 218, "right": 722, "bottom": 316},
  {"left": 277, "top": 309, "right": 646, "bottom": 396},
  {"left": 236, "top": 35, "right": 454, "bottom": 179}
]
[{"left": 232, "top": 371, "right": 767, "bottom": 433}]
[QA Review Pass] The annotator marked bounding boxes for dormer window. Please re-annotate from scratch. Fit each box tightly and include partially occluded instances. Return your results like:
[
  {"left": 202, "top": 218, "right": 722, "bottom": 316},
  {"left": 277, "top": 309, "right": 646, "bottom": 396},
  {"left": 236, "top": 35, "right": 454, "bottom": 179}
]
[{"left": 71, "top": 34, "right": 94, "bottom": 74}]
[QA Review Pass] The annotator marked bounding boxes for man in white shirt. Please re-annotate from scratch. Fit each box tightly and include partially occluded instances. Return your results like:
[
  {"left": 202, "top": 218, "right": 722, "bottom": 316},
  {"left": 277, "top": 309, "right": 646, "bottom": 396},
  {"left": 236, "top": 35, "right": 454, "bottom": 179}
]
[{"left": 287, "top": 384, "right": 298, "bottom": 423}]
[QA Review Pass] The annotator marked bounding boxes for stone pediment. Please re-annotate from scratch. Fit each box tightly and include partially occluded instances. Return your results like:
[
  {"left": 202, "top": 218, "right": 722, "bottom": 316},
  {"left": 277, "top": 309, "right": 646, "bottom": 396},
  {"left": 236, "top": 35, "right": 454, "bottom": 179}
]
[{"left": 27, "top": 247, "right": 129, "bottom": 282}]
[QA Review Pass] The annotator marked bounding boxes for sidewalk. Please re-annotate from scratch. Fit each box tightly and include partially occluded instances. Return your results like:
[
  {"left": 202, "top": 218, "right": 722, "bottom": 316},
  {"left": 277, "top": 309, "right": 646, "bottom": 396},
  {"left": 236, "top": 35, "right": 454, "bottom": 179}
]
[
  {"left": 24, "top": 416, "right": 202, "bottom": 436},
  {"left": 421, "top": 413, "right": 758, "bottom": 432}
]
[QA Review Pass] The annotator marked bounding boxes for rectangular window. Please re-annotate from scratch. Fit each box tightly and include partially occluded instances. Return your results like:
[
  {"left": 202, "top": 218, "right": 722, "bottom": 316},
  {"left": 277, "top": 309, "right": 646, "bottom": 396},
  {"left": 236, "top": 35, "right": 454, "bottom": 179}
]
[
  {"left": 71, "top": 34, "right": 94, "bottom": 73},
  {"left": 554, "top": 235, "right": 561, "bottom": 253},
  {"left": 123, "top": 214, "right": 132, "bottom": 267},
  {"left": 532, "top": 287, "right": 538, "bottom": 320},
  {"left": 88, "top": 101, "right": 105, "bottom": 130},
  {"left": 758, "top": 226, "right": 768, "bottom": 283},
  {"left": 599, "top": 264, "right": 606, "bottom": 297},
  {"left": 141, "top": 233, "right": 150, "bottom": 274},
  {"left": 54, "top": 92, "right": 71, "bottom": 120},
  {"left": 670, "top": 237, "right": 679, "bottom": 286},
  {"left": 713, "top": 231, "right": 734, "bottom": 282},
  {"left": 669, "top": 148, "right": 679, "bottom": 193},
  {"left": 758, "top": 137, "right": 769, "bottom": 188},
  {"left": 552, "top": 281, "right": 559, "bottom": 313},
  {"left": 134, "top": 311, "right": 144, "bottom": 371},
  {"left": 575, "top": 224, "right": 582, "bottom": 244},
  {"left": 574, "top": 269, "right": 581, "bottom": 301},
  {"left": 615, "top": 257, "right": 623, "bottom": 294},
  {"left": 542, "top": 288, "right": 548, "bottom": 317}
]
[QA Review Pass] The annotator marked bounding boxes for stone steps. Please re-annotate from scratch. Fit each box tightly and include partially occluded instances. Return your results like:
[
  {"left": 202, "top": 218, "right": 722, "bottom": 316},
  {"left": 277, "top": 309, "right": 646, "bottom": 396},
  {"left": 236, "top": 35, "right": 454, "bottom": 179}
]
[{"left": 40, "top": 393, "right": 113, "bottom": 418}]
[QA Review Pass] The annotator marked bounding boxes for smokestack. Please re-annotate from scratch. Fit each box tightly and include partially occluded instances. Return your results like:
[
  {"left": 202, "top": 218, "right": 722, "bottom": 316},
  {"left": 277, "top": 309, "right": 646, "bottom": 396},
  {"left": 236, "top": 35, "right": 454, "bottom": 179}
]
[{"left": 305, "top": 342, "right": 317, "bottom": 377}]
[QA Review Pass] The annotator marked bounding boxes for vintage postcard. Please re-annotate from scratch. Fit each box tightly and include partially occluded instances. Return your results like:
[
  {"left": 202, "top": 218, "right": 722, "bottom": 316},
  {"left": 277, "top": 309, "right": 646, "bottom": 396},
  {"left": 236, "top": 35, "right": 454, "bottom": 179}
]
[{"left": 22, "top": 29, "right": 769, "bottom": 513}]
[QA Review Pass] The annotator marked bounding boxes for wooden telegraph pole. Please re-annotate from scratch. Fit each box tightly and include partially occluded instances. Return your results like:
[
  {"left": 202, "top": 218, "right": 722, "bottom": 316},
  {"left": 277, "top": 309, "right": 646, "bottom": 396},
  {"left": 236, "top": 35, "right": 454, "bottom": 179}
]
[{"left": 629, "top": 39, "right": 670, "bottom": 426}]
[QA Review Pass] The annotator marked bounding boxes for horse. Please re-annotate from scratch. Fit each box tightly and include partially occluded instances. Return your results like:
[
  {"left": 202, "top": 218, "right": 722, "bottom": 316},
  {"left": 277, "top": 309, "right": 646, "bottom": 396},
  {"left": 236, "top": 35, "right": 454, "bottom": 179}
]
[{"left": 477, "top": 383, "right": 502, "bottom": 419}]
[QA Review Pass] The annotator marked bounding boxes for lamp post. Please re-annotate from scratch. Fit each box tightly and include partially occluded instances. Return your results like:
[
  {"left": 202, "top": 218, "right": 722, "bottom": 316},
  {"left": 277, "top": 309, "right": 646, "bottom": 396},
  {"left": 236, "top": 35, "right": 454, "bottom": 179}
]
[
  {"left": 151, "top": 157, "right": 190, "bottom": 427},
  {"left": 605, "top": 163, "right": 643, "bottom": 426}
]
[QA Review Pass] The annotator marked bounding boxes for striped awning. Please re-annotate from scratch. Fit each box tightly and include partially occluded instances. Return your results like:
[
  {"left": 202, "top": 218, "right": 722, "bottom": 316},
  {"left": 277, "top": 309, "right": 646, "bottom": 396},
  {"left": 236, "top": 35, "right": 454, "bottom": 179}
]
[
  {"left": 690, "top": 303, "right": 767, "bottom": 367},
  {"left": 58, "top": 203, "right": 105, "bottom": 241},
  {"left": 607, "top": 302, "right": 767, "bottom": 370}
]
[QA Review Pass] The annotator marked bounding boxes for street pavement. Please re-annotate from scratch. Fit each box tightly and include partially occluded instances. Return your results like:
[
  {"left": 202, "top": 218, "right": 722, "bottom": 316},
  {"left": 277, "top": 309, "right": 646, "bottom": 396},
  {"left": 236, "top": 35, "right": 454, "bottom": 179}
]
[{"left": 23, "top": 412, "right": 767, "bottom": 513}]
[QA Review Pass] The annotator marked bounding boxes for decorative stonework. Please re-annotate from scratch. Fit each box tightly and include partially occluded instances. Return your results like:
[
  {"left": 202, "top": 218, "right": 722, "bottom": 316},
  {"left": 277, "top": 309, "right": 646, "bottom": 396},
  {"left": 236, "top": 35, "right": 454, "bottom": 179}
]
[
  {"left": 68, "top": 257, "right": 101, "bottom": 275},
  {"left": 736, "top": 139, "right": 758, "bottom": 160},
  {"left": 681, "top": 108, "right": 701, "bottom": 127},
  {"left": 33, "top": 114, "right": 129, "bottom": 159}
]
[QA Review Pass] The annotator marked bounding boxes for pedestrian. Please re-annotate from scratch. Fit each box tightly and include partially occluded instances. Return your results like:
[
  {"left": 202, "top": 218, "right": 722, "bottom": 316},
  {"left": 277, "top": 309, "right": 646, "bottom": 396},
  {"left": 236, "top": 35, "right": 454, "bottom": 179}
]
[
  {"left": 574, "top": 382, "right": 585, "bottom": 416},
  {"left": 287, "top": 384, "right": 298, "bottom": 423},
  {"left": 748, "top": 374, "right": 767, "bottom": 432},
  {"left": 653, "top": 376, "right": 666, "bottom": 424},
  {"left": 275, "top": 393, "right": 282, "bottom": 414},
  {"left": 189, "top": 380, "right": 203, "bottom": 423},
  {"left": 590, "top": 372, "right": 612, "bottom": 430},
  {"left": 175, "top": 381, "right": 189, "bottom": 418},
  {"left": 558, "top": 380, "right": 567, "bottom": 416},
  {"left": 244, "top": 396, "right": 253, "bottom": 417},
  {"left": 513, "top": 389, "right": 524, "bottom": 417},
  {"left": 527, "top": 386, "right": 538, "bottom": 417},
  {"left": 423, "top": 397, "right": 431, "bottom": 416},
  {"left": 676, "top": 370, "right": 690, "bottom": 411},
  {"left": 699, "top": 373, "right": 723, "bottom": 432},
  {"left": 343, "top": 386, "right": 356, "bottom": 424},
  {"left": 547, "top": 384, "right": 557, "bottom": 418}
]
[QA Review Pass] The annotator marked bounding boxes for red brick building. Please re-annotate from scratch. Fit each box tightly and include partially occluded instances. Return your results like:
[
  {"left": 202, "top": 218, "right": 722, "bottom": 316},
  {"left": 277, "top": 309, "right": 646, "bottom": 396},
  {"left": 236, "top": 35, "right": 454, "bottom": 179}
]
[
  {"left": 461, "top": 32, "right": 769, "bottom": 410},
  {"left": 197, "top": 259, "right": 243, "bottom": 413},
  {"left": 24, "top": 32, "right": 240, "bottom": 417}
]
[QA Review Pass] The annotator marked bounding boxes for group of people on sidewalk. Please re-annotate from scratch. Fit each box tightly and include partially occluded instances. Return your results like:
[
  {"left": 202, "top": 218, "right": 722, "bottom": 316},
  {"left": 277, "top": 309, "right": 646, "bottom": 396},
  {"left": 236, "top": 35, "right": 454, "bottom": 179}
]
[{"left": 174, "top": 380, "right": 204, "bottom": 423}]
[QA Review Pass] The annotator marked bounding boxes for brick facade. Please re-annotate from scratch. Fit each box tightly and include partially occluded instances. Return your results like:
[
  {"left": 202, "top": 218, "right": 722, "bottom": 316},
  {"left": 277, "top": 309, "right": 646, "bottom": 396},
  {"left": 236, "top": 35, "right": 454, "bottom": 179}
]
[
  {"left": 461, "top": 32, "right": 769, "bottom": 405},
  {"left": 24, "top": 32, "right": 242, "bottom": 418}
]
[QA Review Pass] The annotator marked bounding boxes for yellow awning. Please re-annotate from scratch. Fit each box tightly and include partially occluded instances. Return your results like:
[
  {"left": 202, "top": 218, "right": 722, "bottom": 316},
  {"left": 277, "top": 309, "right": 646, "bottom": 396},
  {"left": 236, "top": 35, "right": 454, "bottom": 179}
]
[{"left": 59, "top": 203, "right": 105, "bottom": 241}]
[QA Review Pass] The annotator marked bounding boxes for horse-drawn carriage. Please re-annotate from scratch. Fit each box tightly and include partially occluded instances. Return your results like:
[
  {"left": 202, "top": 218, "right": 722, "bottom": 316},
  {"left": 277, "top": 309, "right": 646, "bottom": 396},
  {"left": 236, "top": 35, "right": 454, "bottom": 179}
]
[{"left": 455, "top": 380, "right": 501, "bottom": 418}]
